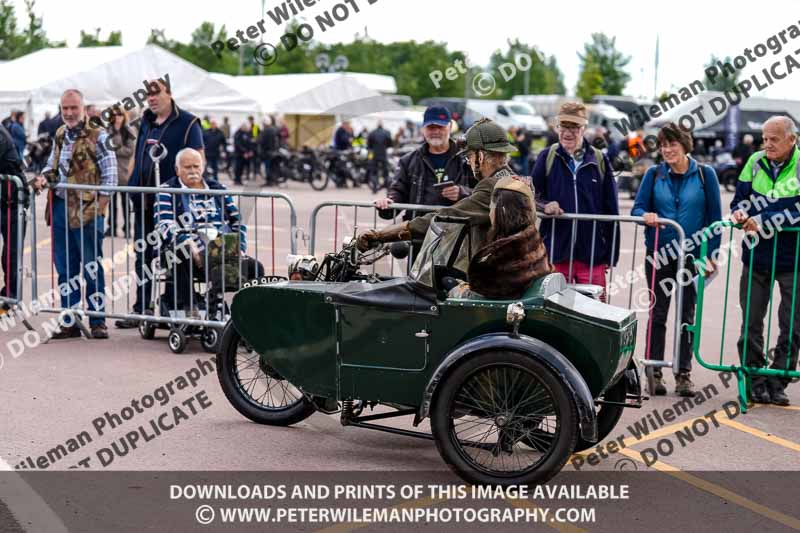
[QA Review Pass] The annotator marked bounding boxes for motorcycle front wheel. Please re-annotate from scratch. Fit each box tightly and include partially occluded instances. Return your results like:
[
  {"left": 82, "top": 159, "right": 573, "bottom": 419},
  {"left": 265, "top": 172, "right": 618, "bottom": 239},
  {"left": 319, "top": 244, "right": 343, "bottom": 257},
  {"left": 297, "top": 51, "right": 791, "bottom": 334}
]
[{"left": 216, "top": 321, "right": 315, "bottom": 426}]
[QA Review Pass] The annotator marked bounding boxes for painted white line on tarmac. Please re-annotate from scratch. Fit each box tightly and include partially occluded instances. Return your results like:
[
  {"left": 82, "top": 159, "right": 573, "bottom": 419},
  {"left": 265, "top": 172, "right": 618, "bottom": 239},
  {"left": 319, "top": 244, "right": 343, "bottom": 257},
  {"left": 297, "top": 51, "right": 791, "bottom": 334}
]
[{"left": 0, "top": 454, "right": 69, "bottom": 533}]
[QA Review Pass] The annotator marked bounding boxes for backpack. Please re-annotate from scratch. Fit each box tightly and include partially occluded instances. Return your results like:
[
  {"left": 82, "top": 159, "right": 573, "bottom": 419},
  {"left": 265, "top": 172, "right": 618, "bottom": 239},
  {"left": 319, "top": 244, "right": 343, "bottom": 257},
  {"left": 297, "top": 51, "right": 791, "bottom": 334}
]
[{"left": 544, "top": 143, "right": 606, "bottom": 180}]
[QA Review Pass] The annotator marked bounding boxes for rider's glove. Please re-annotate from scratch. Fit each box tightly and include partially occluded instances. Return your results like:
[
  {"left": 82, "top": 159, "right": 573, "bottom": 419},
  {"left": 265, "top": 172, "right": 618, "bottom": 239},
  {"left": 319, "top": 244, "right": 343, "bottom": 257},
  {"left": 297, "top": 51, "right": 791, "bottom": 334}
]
[{"left": 356, "top": 222, "right": 412, "bottom": 252}]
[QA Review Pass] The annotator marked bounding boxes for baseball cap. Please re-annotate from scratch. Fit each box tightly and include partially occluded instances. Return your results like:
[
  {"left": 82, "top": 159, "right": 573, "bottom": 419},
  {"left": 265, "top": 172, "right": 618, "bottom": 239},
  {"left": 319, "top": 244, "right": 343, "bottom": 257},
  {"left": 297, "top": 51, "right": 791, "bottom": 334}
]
[
  {"left": 456, "top": 118, "right": 516, "bottom": 156},
  {"left": 423, "top": 106, "right": 452, "bottom": 127}
]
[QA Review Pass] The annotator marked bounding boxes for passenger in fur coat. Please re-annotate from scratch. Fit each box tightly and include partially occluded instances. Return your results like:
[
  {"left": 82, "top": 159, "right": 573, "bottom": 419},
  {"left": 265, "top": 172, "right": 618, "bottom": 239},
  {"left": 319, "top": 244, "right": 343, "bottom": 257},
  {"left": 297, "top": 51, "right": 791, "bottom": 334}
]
[{"left": 449, "top": 176, "right": 551, "bottom": 300}]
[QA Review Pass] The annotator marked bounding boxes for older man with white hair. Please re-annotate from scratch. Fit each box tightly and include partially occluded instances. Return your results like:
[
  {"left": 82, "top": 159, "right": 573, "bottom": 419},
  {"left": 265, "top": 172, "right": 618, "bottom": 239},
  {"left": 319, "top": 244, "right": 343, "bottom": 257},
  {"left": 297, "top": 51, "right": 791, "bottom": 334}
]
[
  {"left": 731, "top": 115, "right": 800, "bottom": 405},
  {"left": 155, "top": 148, "right": 261, "bottom": 313}
]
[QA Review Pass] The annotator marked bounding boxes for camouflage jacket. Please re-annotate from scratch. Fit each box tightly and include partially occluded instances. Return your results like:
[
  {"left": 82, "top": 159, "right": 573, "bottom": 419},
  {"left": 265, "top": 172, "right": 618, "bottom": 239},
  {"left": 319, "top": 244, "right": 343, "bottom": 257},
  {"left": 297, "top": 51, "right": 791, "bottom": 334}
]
[{"left": 45, "top": 121, "right": 106, "bottom": 228}]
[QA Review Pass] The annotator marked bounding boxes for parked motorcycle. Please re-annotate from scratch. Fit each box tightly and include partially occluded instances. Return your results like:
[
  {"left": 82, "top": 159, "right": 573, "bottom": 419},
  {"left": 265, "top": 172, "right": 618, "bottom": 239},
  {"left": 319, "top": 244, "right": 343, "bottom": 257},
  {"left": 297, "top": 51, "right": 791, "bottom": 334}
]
[{"left": 270, "top": 147, "right": 329, "bottom": 191}]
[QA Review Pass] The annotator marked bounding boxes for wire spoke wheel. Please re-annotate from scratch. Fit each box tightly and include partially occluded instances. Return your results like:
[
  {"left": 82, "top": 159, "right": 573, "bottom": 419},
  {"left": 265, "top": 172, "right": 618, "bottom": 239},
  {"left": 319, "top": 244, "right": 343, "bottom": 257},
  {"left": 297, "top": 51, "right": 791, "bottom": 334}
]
[
  {"left": 431, "top": 351, "right": 577, "bottom": 486},
  {"left": 451, "top": 364, "right": 559, "bottom": 475},
  {"left": 234, "top": 342, "right": 304, "bottom": 410},
  {"left": 217, "top": 321, "right": 315, "bottom": 425}
]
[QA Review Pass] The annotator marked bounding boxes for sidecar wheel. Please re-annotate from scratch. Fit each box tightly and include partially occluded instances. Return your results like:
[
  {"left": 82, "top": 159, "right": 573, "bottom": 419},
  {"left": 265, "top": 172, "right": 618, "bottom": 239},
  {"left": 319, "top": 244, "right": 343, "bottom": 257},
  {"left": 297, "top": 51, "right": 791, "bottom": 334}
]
[
  {"left": 573, "top": 374, "right": 627, "bottom": 452},
  {"left": 430, "top": 351, "right": 577, "bottom": 486},
  {"left": 216, "top": 321, "right": 315, "bottom": 426}
]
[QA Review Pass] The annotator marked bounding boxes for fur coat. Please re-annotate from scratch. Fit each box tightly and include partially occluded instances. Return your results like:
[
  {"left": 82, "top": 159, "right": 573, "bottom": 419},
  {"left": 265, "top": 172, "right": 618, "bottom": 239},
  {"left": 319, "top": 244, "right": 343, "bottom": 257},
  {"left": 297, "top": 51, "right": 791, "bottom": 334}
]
[{"left": 466, "top": 224, "right": 552, "bottom": 300}]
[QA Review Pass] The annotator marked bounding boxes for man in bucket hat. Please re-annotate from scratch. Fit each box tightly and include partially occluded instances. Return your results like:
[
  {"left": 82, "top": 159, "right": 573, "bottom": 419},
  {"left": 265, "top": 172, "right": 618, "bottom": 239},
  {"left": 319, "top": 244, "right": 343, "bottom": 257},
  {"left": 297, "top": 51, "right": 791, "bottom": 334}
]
[{"left": 531, "top": 101, "right": 620, "bottom": 299}]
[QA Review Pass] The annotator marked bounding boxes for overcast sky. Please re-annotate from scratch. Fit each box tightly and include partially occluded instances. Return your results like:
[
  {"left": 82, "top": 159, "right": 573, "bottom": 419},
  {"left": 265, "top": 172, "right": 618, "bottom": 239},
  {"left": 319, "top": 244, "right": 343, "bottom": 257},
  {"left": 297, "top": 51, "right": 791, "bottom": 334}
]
[{"left": 10, "top": 0, "right": 800, "bottom": 100}]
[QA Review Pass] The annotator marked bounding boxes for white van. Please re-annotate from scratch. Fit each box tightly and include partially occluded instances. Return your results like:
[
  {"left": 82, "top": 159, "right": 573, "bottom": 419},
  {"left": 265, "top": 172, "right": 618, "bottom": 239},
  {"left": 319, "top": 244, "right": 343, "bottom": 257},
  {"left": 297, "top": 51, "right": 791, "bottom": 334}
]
[
  {"left": 587, "top": 103, "right": 629, "bottom": 143},
  {"left": 465, "top": 99, "right": 547, "bottom": 134}
]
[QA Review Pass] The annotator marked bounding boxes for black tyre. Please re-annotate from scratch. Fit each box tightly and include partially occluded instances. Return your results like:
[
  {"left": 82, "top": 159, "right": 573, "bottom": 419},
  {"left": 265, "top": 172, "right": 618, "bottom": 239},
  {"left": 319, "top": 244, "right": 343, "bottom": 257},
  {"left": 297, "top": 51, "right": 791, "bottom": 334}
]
[
  {"left": 309, "top": 169, "right": 329, "bottom": 191},
  {"left": 201, "top": 327, "right": 221, "bottom": 354},
  {"left": 139, "top": 319, "right": 156, "bottom": 340},
  {"left": 216, "top": 321, "right": 315, "bottom": 426},
  {"left": 573, "top": 375, "right": 628, "bottom": 452},
  {"left": 430, "top": 350, "right": 577, "bottom": 486},
  {"left": 168, "top": 328, "right": 187, "bottom": 354}
]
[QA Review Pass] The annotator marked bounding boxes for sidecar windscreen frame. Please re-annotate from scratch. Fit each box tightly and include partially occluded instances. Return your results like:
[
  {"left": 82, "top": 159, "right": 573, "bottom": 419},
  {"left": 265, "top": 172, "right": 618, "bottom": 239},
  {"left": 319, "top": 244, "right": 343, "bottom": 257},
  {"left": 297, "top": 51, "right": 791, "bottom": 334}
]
[{"left": 410, "top": 216, "right": 472, "bottom": 288}]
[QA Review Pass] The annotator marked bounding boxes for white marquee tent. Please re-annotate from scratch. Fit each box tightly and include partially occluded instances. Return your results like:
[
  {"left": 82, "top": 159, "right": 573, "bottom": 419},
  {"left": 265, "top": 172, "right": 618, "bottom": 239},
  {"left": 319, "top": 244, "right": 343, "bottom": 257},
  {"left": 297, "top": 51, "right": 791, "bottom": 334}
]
[
  {"left": 0, "top": 45, "right": 261, "bottom": 132},
  {"left": 0, "top": 44, "right": 406, "bottom": 147}
]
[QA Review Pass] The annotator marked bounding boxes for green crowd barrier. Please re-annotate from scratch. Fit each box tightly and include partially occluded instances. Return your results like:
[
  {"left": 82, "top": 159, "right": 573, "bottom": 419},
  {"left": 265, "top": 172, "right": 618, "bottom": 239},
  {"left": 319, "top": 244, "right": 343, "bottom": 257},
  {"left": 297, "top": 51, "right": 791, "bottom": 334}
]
[{"left": 690, "top": 220, "right": 800, "bottom": 412}]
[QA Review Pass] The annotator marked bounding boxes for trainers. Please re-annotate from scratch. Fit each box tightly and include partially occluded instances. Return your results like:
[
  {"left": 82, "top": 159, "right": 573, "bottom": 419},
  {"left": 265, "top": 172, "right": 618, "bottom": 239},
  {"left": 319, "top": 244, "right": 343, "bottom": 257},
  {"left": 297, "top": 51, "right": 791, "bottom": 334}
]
[
  {"left": 90, "top": 324, "right": 109, "bottom": 339},
  {"left": 652, "top": 370, "right": 667, "bottom": 396},
  {"left": 675, "top": 372, "right": 696, "bottom": 397},
  {"left": 50, "top": 325, "right": 82, "bottom": 340}
]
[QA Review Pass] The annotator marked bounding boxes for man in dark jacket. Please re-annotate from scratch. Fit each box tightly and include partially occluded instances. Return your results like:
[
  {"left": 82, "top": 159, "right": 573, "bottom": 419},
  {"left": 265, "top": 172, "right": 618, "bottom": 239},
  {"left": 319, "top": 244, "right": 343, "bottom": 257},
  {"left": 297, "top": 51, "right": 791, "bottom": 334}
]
[
  {"left": 233, "top": 124, "right": 255, "bottom": 185},
  {"left": 366, "top": 122, "right": 392, "bottom": 189},
  {"left": 0, "top": 122, "right": 27, "bottom": 313},
  {"left": 202, "top": 119, "right": 227, "bottom": 182},
  {"left": 358, "top": 118, "right": 518, "bottom": 256},
  {"left": 732, "top": 134, "right": 755, "bottom": 175},
  {"left": 374, "top": 106, "right": 472, "bottom": 222},
  {"left": 731, "top": 116, "right": 800, "bottom": 406},
  {"left": 116, "top": 78, "right": 205, "bottom": 329},
  {"left": 531, "top": 101, "right": 619, "bottom": 294},
  {"left": 38, "top": 111, "right": 63, "bottom": 139},
  {"left": 257, "top": 118, "right": 280, "bottom": 185},
  {"left": 8, "top": 112, "right": 26, "bottom": 159},
  {"left": 333, "top": 121, "right": 353, "bottom": 151}
]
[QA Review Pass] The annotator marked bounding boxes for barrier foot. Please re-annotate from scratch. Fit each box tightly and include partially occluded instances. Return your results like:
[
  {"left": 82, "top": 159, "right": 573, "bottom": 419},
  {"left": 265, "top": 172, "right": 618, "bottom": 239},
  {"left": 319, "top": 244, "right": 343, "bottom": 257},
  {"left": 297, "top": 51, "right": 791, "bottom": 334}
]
[
  {"left": 6, "top": 304, "right": 35, "bottom": 332},
  {"left": 737, "top": 369, "right": 749, "bottom": 414},
  {"left": 73, "top": 314, "right": 93, "bottom": 339}
]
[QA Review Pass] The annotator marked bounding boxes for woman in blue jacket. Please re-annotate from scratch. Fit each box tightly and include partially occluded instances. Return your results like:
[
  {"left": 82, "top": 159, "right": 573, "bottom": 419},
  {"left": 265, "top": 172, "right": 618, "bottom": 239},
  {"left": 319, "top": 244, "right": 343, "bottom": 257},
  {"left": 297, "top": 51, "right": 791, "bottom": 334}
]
[{"left": 631, "top": 123, "right": 722, "bottom": 397}]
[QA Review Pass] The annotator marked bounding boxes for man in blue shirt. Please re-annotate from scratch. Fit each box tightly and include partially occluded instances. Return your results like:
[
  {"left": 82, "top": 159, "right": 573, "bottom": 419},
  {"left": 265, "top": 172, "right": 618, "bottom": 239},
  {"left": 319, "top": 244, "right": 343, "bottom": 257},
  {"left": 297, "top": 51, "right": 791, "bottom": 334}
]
[{"left": 116, "top": 79, "right": 204, "bottom": 329}]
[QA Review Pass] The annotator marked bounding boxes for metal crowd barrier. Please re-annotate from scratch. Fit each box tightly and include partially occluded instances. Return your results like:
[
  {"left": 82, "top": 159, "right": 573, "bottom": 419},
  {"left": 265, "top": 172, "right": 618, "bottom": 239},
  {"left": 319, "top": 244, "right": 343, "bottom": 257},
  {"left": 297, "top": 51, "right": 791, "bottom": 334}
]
[
  {"left": 692, "top": 221, "right": 800, "bottom": 412},
  {"left": 538, "top": 213, "right": 688, "bottom": 391},
  {"left": 307, "top": 200, "right": 687, "bottom": 393},
  {"left": 308, "top": 201, "right": 442, "bottom": 276},
  {"left": 19, "top": 182, "right": 298, "bottom": 333},
  {"left": 0, "top": 174, "right": 26, "bottom": 313}
]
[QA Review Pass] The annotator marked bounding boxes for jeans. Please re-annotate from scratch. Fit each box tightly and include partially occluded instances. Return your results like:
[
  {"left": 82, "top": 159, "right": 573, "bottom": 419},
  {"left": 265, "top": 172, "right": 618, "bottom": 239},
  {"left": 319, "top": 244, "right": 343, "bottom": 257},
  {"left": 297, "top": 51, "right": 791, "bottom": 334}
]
[
  {"left": 234, "top": 156, "right": 248, "bottom": 184},
  {"left": 643, "top": 252, "right": 696, "bottom": 372},
  {"left": 263, "top": 157, "right": 274, "bottom": 183},
  {"left": 205, "top": 157, "right": 219, "bottom": 181},
  {"left": 368, "top": 158, "right": 389, "bottom": 188},
  {"left": 0, "top": 202, "right": 24, "bottom": 301},
  {"left": 51, "top": 196, "right": 106, "bottom": 326},
  {"left": 737, "top": 267, "right": 800, "bottom": 389}
]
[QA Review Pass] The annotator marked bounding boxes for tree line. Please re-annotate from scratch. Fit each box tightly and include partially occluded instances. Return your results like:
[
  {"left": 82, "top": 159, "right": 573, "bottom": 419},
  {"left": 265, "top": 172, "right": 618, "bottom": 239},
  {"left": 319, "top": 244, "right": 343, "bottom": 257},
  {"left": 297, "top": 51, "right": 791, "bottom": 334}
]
[{"left": 2, "top": 1, "right": 694, "bottom": 103}]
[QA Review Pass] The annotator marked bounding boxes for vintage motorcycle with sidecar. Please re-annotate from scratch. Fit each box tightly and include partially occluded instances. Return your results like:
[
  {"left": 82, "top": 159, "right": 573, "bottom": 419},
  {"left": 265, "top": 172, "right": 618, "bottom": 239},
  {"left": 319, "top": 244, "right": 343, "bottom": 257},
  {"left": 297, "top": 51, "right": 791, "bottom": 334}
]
[{"left": 216, "top": 216, "right": 642, "bottom": 486}]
